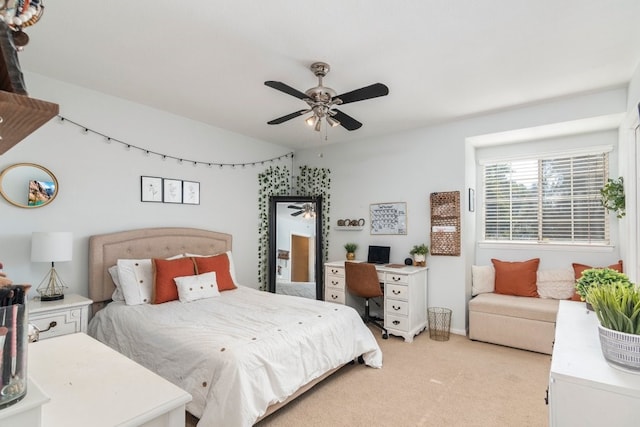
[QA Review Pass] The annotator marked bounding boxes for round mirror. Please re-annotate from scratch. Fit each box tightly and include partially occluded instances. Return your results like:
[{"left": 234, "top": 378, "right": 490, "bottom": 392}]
[{"left": 0, "top": 163, "right": 59, "bottom": 208}]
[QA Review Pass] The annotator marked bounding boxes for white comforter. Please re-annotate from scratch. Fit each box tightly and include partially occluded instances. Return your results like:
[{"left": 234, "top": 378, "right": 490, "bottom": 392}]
[{"left": 88, "top": 285, "right": 382, "bottom": 427}]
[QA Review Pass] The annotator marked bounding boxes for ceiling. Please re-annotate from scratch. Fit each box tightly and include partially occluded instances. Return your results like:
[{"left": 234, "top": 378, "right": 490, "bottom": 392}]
[{"left": 17, "top": 1, "right": 640, "bottom": 150}]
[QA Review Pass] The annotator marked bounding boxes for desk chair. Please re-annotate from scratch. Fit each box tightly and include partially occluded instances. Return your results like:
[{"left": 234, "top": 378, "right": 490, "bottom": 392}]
[{"left": 345, "top": 262, "right": 388, "bottom": 339}]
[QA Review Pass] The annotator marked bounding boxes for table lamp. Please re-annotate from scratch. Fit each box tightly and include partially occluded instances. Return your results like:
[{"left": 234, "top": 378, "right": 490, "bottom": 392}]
[{"left": 31, "top": 231, "right": 72, "bottom": 301}]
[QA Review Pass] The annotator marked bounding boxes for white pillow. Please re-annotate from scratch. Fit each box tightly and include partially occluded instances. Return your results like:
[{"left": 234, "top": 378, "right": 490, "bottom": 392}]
[
  {"left": 472, "top": 265, "right": 495, "bottom": 296},
  {"left": 116, "top": 259, "right": 153, "bottom": 305},
  {"left": 536, "top": 269, "right": 575, "bottom": 299},
  {"left": 174, "top": 271, "right": 220, "bottom": 302},
  {"left": 107, "top": 265, "right": 126, "bottom": 302}
]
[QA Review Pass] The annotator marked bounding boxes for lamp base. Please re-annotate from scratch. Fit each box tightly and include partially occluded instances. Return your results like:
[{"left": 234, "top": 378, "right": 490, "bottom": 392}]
[{"left": 40, "top": 293, "right": 64, "bottom": 302}]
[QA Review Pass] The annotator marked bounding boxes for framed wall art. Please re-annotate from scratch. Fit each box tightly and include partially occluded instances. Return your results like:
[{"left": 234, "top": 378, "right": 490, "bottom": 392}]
[
  {"left": 183, "top": 180, "right": 200, "bottom": 205},
  {"left": 163, "top": 178, "right": 183, "bottom": 203},
  {"left": 141, "top": 176, "right": 162, "bottom": 202},
  {"left": 370, "top": 202, "right": 407, "bottom": 235}
]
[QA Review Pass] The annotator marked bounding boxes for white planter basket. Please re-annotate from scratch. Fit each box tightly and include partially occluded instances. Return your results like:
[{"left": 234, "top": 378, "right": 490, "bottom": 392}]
[{"left": 598, "top": 325, "right": 640, "bottom": 373}]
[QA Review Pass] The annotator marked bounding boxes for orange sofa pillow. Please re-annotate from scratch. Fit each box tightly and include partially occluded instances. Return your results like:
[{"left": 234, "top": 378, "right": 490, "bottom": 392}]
[
  {"left": 570, "top": 260, "right": 623, "bottom": 301},
  {"left": 193, "top": 253, "right": 237, "bottom": 291},
  {"left": 491, "top": 258, "right": 540, "bottom": 297},
  {"left": 152, "top": 257, "right": 196, "bottom": 304}
]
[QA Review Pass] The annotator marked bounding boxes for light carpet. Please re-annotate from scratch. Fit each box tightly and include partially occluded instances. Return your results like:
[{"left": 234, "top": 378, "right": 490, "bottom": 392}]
[{"left": 188, "top": 328, "right": 551, "bottom": 426}]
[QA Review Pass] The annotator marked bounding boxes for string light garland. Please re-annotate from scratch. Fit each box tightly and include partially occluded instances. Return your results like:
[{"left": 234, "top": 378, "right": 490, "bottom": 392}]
[{"left": 56, "top": 115, "right": 294, "bottom": 168}]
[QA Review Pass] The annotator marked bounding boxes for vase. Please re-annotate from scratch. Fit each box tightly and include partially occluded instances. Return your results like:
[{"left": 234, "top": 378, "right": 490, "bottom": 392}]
[
  {"left": 413, "top": 254, "right": 426, "bottom": 267},
  {"left": 346, "top": 252, "right": 355, "bottom": 261},
  {"left": 597, "top": 324, "right": 640, "bottom": 373}
]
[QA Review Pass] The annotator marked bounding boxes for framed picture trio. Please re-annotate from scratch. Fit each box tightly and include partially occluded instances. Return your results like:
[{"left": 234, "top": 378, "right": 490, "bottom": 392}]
[{"left": 141, "top": 176, "right": 200, "bottom": 205}]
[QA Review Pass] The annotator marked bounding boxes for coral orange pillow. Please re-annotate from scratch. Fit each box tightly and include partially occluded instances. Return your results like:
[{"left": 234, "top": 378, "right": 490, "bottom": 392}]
[
  {"left": 152, "top": 257, "right": 196, "bottom": 304},
  {"left": 570, "top": 260, "right": 623, "bottom": 301},
  {"left": 491, "top": 258, "right": 540, "bottom": 297},
  {"left": 193, "top": 253, "right": 237, "bottom": 291}
]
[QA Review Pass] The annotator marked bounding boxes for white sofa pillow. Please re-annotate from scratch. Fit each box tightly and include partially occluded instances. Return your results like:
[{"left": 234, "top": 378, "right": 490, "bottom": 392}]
[
  {"left": 536, "top": 269, "right": 575, "bottom": 299},
  {"left": 472, "top": 265, "right": 495, "bottom": 296},
  {"left": 174, "top": 271, "right": 220, "bottom": 302}
]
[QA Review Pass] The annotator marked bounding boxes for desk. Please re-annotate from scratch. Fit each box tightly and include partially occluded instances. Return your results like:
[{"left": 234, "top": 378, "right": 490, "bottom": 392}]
[
  {"left": 324, "top": 261, "right": 428, "bottom": 342},
  {"left": 29, "top": 333, "right": 192, "bottom": 427}
]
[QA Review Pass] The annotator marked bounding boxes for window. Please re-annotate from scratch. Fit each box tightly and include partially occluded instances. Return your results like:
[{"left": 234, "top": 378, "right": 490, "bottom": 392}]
[{"left": 483, "top": 151, "right": 609, "bottom": 244}]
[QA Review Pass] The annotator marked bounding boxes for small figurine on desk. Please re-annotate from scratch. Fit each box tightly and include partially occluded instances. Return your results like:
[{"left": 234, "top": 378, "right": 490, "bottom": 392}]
[{"left": 0, "top": 262, "right": 13, "bottom": 287}]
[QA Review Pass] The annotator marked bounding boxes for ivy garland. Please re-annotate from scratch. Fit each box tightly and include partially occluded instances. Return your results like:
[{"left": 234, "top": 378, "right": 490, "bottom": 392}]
[{"left": 257, "top": 165, "right": 332, "bottom": 290}]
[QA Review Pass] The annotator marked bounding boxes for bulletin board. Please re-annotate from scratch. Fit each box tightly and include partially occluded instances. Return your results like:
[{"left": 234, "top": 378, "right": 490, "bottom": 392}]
[
  {"left": 370, "top": 202, "right": 407, "bottom": 235},
  {"left": 430, "top": 191, "right": 460, "bottom": 256}
]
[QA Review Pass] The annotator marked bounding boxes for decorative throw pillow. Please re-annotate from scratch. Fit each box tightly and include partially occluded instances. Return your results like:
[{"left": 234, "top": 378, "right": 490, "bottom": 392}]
[
  {"left": 193, "top": 252, "right": 238, "bottom": 291},
  {"left": 116, "top": 259, "right": 154, "bottom": 305},
  {"left": 174, "top": 271, "right": 220, "bottom": 302},
  {"left": 186, "top": 251, "right": 239, "bottom": 284},
  {"left": 471, "top": 265, "right": 495, "bottom": 296},
  {"left": 107, "top": 265, "right": 126, "bottom": 302},
  {"left": 491, "top": 258, "right": 540, "bottom": 297},
  {"left": 570, "top": 260, "right": 623, "bottom": 301},
  {"left": 536, "top": 269, "right": 575, "bottom": 299},
  {"left": 152, "top": 257, "right": 197, "bottom": 304}
]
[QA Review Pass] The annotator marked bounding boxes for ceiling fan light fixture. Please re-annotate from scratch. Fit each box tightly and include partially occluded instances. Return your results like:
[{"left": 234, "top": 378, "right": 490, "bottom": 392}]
[
  {"left": 326, "top": 115, "right": 340, "bottom": 127},
  {"left": 314, "top": 118, "right": 322, "bottom": 132},
  {"left": 305, "top": 115, "right": 318, "bottom": 127}
]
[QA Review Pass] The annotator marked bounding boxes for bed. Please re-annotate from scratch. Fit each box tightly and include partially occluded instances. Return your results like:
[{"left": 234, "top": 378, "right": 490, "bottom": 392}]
[
  {"left": 86, "top": 227, "right": 382, "bottom": 427},
  {"left": 275, "top": 279, "right": 317, "bottom": 299}
]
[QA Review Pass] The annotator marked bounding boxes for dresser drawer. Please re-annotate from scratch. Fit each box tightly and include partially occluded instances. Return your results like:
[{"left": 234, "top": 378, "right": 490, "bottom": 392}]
[
  {"left": 325, "top": 289, "right": 345, "bottom": 304},
  {"left": 326, "top": 266, "right": 344, "bottom": 277},
  {"left": 386, "top": 283, "right": 408, "bottom": 301},
  {"left": 326, "top": 275, "right": 345, "bottom": 290},
  {"left": 385, "top": 314, "right": 409, "bottom": 332},
  {"left": 30, "top": 308, "right": 84, "bottom": 340},
  {"left": 386, "top": 299, "right": 409, "bottom": 316},
  {"left": 386, "top": 272, "right": 408, "bottom": 284}
]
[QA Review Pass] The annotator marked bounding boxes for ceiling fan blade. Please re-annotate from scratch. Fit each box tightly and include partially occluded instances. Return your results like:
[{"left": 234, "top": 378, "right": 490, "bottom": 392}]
[
  {"left": 267, "top": 110, "right": 309, "bottom": 125},
  {"left": 288, "top": 204, "right": 303, "bottom": 209},
  {"left": 291, "top": 210, "right": 304, "bottom": 216},
  {"left": 334, "top": 83, "right": 389, "bottom": 105},
  {"left": 332, "top": 109, "right": 363, "bottom": 131},
  {"left": 265, "top": 81, "right": 308, "bottom": 100}
]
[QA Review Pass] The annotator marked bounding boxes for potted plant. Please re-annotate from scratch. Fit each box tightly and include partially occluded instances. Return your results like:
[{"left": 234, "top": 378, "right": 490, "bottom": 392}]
[
  {"left": 600, "top": 177, "right": 625, "bottom": 218},
  {"left": 410, "top": 244, "right": 429, "bottom": 267},
  {"left": 586, "top": 281, "right": 640, "bottom": 371},
  {"left": 344, "top": 243, "right": 357, "bottom": 261},
  {"left": 575, "top": 268, "right": 632, "bottom": 309}
]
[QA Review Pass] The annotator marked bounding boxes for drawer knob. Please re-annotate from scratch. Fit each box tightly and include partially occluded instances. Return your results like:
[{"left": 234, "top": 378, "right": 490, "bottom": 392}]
[
  {"left": 393, "top": 276, "right": 401, "bottom": 282},
  {"left": 332, "top": 280, "right": 339, "bottom": 285},
  {"left": 392, "top": 305, "right": 401, "bottom": 311},
  {"left": 392, "top": 290, "right": 401, "bottom": 295},
  {"left": 331, "top": 269, "right": 338, "bottom": 274},
  {"left": 392, "top": 320, "right": 400, "bottom": 325},
  {"left": 331, "top": 294, "right": 338, "bottom": 300},
  {"left": 39, "top": 321, "right": 57, "bottom": 333}
]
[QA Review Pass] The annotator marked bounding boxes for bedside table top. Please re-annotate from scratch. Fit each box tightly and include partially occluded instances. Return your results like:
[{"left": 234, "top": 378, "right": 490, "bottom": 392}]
[{"left": 28, "top": 294, "right": 93, "bottom": 314}]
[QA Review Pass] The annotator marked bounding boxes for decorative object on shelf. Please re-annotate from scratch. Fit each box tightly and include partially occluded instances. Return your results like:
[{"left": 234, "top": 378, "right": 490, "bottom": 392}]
[
  {"left": 370, "top": 202, "right": 407, "bottom": 235},
  {"left": 0, "top": 0, "right": 45, "bottom": 50},
  {"left": 336, "top": 218, "right": 365, "bottom": 228},
  {"left": 409, "top": 244, "right": 429, "bottom": 267},
  {"left": 344, "top": 243, "right": 357, "bottom": 261},
  {"left": 31, "top": 231, "right": 72, "bottom": 301},
  {"left": 586, "top": 281, "right": 640, "bottom": 372},
  {"left": 430, "top": 191, "right": 460, "bottom": 256},
  {"left": 0, "top": 163, "right": 58, "bottom": 208},
  {"left": 600, "top": 177, "right": 625, "bottom": 218},
  {"left": 575, "top": 268, "right": 632, "bottom": 309},
  {"left": 404, "top": 257, "right": 413, "bottom": 266}
]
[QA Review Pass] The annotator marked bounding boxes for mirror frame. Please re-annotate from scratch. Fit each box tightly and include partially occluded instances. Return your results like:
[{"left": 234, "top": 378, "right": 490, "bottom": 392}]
[
  {"left": 268, "top": 195, "right": 323, "bottom": 300},
  {"left": 0, "top": 163, "right": 59, "bottom": 208}
]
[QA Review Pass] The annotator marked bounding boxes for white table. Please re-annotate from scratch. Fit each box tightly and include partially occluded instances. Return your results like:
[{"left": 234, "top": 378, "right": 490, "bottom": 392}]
[
  {"left": 29, "top": 333, "right": 192, "bottom": 427},
  {"left": 549, "top": 300, "right": 640, "bottom": 426}
]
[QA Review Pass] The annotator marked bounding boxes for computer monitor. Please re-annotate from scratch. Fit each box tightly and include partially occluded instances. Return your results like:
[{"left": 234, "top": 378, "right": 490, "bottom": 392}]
[{"left": 367, "top": 245, "right": 390, "bottom": 264}]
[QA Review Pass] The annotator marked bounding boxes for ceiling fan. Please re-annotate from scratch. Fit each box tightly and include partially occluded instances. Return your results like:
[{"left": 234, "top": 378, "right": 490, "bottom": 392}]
[
  {"left": 288, "top": 203, "right": 315, "bottom": 217},
  {"left": 265, "top": 62, "right": 389, "bottom": 132}
]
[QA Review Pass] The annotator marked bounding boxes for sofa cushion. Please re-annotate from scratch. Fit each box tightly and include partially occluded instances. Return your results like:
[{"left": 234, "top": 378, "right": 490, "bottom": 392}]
[
  {"left": 472, "top": 265, "right": 495, "bottom": 296},
  {"left": 536, "top": 269, "right": 575, "bottom": 300},
  {"left": 570, "top": 260, "right": 623, "bottom": 301},
  {"left": 491, "top": 258, "right": 540, "bottom": 297},
  {"left": 469, "top": 293, "right": 558, "bottom": 323}
]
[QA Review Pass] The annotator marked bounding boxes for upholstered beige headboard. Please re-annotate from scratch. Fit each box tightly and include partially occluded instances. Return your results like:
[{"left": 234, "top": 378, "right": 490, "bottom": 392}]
[{"left": 88, "top": 227, "right": 232, "bottom": 313}]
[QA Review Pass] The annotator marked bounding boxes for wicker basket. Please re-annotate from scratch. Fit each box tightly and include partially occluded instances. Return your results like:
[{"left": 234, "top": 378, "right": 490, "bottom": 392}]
[{"left": 597, "top": 325, "right": 640, "bottom": 372}]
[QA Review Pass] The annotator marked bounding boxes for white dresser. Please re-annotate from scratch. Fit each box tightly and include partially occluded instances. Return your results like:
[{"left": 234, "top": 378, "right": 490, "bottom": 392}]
[
  {"left": 549, "top": 300, "right": 640, "bottom": 426},
  {"left": 324, "top": 261, "right": 428, "bottom": 342}
]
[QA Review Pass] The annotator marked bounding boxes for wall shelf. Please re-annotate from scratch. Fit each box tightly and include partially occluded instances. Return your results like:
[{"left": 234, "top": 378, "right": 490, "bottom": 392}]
[{"left": 334, "top": 226, "right": 364, "bottom": 231}]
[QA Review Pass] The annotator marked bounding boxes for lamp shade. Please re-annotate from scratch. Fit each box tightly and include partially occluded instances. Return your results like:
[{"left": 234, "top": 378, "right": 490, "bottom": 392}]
[{"left": 31, "top": 232, "right": 73, "bottom": 262}]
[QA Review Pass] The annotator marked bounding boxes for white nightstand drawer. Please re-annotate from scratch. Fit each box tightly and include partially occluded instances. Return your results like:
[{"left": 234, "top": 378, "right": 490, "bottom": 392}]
[
  {"left": 386, "top": 299, "right": 408, "bottom": 316},
  {"left": 326, "top": 275, "right": 345, "bottom": 289},
  {"left": 385, "top": 314, "right": 409, "bottom": 332},
  {"left": 327, "top": 267, "right": 344, "bottom": 277},
  {"left": 30, "top": 309, "right": 83, "bottom": 339},
  {"left": 386, "top": 283, "right": 408, "bottom": 301},
  {"left": 325, "top": 289, "right": 345, "bottom": 304}
]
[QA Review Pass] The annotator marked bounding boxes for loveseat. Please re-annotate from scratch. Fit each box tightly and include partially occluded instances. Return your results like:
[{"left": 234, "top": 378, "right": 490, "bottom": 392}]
[{"left": 468, "top": 259, "right": 580, "bottom": 355}]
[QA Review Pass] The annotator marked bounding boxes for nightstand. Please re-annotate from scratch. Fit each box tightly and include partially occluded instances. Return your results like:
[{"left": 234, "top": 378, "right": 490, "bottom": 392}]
[{"left": 28, "top": 294, "right": 93, "bottom": 340}]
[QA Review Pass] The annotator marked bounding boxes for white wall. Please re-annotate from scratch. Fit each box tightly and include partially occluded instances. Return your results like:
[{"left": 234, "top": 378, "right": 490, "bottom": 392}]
[
  {"left": 0, "top": 73, "right": 291, "bottom": 297},
  {"left": 295, "top": 87, "right": 628, "bottom": 335}
]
